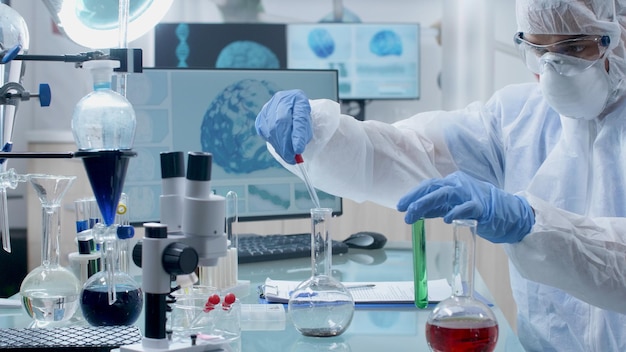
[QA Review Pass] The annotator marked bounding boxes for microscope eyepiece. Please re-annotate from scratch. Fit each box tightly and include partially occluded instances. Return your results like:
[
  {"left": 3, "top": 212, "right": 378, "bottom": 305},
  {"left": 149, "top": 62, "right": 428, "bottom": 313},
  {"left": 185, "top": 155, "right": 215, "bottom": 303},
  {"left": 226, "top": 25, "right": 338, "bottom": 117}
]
[
  {"left": 144, "top": 222, "right": 167, "bottom": 239},
  {"left": 186, "top": 152, "right": 212, "bottom": 181},
  {"left": 160, "top": 151, "right": 185, "bottom": 179}
]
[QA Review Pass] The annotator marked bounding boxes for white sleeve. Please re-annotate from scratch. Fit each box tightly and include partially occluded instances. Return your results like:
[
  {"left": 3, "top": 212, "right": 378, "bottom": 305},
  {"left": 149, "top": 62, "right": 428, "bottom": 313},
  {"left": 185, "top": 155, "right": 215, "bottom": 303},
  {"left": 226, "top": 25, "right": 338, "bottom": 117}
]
[
  {"left": 268, "top": 98, "right": 449, "bottom": 209},
  {"left": 506, "top": 192, "right": 626, "bottom": 314}
]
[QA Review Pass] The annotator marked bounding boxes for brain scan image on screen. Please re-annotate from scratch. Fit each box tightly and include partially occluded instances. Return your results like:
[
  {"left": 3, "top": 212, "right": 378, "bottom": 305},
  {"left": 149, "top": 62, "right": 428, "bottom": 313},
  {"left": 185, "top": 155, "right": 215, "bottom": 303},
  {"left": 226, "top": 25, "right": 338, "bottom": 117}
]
[
  {"left": 307, "top": 28, "right": 335, "bottom": 58},
  {"left": 288, "top": 23, "right": 420, "bottom": 100},
  {"left": 370, "top": 30, "right": 403, "bottom": 56},
  {"left": 200, "top": 78, "right": 279, "bottom": 173},
  {"left": 123, "top": 69, "right": 341, "bottom": 223},
  {"left": 215, "top": 41, "right": 281, "bottom": 68}
]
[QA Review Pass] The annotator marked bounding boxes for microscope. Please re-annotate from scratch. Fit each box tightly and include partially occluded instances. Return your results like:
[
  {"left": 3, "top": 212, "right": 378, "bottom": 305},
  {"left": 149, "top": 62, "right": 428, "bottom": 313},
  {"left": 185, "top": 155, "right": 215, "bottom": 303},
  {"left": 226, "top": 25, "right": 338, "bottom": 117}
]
[{"left": 120, "top": 151, "right": 229, "bottom": 352}]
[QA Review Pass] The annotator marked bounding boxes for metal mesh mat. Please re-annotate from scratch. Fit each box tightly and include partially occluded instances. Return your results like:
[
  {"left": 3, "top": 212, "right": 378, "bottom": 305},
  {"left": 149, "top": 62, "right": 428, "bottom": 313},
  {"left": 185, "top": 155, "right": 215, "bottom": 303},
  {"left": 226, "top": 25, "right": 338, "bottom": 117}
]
[{"left": 0, "top": 325, "right": 142, "bottom": 351}]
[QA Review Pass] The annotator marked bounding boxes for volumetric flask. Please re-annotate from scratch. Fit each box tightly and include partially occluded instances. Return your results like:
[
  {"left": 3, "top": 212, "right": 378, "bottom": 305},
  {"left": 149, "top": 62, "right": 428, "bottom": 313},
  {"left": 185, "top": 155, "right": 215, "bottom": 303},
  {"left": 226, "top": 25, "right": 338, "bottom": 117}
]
[
  {"left": 288, "top": 208, "right": 354, "bottom": 337},
  {"left": 425, "top": 219, "right": 498, "bottom": 351}
]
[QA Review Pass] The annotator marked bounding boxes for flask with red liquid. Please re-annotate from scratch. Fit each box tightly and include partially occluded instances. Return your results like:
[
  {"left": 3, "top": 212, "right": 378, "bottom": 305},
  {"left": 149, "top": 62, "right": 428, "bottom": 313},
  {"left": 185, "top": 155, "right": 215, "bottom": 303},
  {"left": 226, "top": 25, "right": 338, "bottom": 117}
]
[{"left": 425, "top": 219, "right": 499, "bottom": 352}]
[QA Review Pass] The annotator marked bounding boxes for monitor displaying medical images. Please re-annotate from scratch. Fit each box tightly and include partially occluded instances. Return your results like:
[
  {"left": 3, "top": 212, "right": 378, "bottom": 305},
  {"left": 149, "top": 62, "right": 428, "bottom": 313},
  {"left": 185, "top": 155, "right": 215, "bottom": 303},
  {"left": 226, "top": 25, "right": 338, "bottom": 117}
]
[
  {"left": 120, "top": 68, "right": 342, "bottom": 224},
  {"left": 154, "top": 23, "right": 287, "bottom": 69},
  {"left": 287, "top": 23, "right": 420, "bottom": 100}
]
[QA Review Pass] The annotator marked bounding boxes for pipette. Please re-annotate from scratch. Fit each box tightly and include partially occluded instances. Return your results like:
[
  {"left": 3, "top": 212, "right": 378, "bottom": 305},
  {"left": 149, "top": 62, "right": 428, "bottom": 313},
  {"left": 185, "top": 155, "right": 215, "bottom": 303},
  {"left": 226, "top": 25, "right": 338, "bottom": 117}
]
[{"left": 295, "top": 154, "right": 321, "bottom": 209}]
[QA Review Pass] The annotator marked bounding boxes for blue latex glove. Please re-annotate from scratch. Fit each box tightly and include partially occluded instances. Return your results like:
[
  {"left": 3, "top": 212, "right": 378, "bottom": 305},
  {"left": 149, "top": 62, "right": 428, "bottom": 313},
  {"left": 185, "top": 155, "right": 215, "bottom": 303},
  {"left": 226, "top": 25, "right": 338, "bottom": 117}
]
[
  {"left": 255, "top": 89, "right": 312, "bottom": 165},
  {"left": 396, "top": 171, "right": 535, "bottom": 243}
]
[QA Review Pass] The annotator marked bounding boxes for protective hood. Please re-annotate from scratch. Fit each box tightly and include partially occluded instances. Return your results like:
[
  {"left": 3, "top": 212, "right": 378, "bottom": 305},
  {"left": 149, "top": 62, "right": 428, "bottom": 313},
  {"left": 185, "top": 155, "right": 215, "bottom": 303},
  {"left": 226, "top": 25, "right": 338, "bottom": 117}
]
[{"left": 516, "top": 0, "right": 626, "bottom": 109}]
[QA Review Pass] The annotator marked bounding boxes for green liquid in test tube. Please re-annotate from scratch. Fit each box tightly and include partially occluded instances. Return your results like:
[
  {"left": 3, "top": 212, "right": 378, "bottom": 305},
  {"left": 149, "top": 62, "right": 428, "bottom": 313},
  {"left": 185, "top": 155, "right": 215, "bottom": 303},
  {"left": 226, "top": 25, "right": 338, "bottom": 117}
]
[{"left": 412, "top": 219, "right": 428, "bottom": 308}]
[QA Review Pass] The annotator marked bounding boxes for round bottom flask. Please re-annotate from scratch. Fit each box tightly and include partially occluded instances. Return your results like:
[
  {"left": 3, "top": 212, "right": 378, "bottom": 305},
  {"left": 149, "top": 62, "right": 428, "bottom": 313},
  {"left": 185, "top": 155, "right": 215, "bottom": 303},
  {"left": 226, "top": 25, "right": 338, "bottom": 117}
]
[
  {"left": 20, "top": 265, "right": 82, "bottom": 326},
  {"left": 20, "top": 174, "right": 81, "bottom": 327},
  {"left": 425, "top": 220, "right": 498, "bottom": 352},
  {"left": 288, "top": 208, "right": 354, "bottom": 337},
  {"left": 80, "top": 270, "right": 143, "bottom": 326}
]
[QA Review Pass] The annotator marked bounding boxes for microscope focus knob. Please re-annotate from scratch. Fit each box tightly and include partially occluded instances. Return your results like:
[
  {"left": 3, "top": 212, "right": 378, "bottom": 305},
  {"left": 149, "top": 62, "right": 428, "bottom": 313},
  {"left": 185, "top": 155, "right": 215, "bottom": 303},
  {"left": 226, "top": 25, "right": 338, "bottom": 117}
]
[
  {"left": 132, "top": 240, "right": 143, "bottom": 268},
  {"left": 162, "top": 242, "right": 199, "bottom": 276}
]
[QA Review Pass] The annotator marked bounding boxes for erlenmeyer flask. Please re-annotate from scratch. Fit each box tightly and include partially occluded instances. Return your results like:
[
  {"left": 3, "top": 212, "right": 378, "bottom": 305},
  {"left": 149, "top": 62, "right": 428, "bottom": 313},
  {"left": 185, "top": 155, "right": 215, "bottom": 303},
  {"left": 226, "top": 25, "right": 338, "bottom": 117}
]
[
  {"left": 288, "top": 208, "right": 354, "bottom": 337},
  {"left": 20, "top": 174, "right": 82, "bottom": 326},
  {"left": 425, "top": 219, "right": 499, "bottom": 352}
]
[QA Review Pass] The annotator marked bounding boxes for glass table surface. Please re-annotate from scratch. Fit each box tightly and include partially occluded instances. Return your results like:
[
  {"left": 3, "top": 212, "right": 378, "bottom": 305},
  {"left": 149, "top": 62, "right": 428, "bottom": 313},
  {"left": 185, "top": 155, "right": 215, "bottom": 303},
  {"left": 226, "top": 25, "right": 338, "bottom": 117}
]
[
  {"left": 0, "top": 241, "right": 525, "bottom": 351},
  {"left": 236, "top": 241, "right": 524, "bottom": 352}
]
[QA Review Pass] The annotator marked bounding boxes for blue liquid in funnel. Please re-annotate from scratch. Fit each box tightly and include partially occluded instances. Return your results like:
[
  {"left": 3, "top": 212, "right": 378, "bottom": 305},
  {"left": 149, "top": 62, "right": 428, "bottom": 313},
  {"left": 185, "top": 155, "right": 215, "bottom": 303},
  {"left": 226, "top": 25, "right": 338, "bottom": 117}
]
[{"left": 78, "top": 150, "right": 133, "bottom": 226}]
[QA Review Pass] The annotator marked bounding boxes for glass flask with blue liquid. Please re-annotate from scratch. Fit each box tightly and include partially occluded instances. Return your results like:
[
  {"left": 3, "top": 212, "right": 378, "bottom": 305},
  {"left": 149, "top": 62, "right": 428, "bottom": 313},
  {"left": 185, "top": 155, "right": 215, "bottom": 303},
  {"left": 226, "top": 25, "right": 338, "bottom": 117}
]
[{"left": 72, "top": 58, "right": 141, "bottom": 326}]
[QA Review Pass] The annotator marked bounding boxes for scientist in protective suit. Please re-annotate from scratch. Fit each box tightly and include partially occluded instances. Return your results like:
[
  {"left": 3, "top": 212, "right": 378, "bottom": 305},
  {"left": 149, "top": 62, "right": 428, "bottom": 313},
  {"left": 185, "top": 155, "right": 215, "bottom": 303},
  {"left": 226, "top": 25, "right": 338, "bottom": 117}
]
[{"left": 255, "top": 0, "right": 626, "bottom": 350}]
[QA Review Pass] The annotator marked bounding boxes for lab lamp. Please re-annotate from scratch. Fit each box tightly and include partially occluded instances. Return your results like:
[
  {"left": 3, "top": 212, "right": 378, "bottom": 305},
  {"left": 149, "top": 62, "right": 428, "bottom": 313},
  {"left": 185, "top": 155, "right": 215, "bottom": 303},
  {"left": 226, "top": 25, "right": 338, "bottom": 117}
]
[{"left": 43, "top": 0, "right": 174, "bottom": 49}]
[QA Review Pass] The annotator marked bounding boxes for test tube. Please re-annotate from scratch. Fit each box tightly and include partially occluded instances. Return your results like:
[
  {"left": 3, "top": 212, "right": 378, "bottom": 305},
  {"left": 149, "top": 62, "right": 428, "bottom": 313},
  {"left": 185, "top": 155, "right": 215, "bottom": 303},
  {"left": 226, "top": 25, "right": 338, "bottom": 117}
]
[
  {"left": 412, "top": 219, "right": 428, "bottom": 309},
  {"left": 74, "top": 198, "right": 100, "bottom": 279},
  {"left": 115, "top": 193, "right": 134, "bottom": 274},
  {"left": 75, "top": 198, "right": 90, "bottom": 234},
  {"left": 226, "top": 190, "right": 238, "bottom": 286},
  {"left": 88, "top": 197, "right": 100, "bottom": 229},
  {"left": 75, "top": 199, "right": 94, "bottom": 253}
]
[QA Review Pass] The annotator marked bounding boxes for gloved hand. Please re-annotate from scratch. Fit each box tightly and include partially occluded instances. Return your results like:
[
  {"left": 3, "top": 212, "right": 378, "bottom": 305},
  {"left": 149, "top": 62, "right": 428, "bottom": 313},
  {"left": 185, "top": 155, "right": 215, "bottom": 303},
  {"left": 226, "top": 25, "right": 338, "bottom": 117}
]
[
  {"left": 396, "top": 171, "right": 535, "bottom": 243},
  {"left": 255, "top": 89, "right": 312, "bottom": 165}
]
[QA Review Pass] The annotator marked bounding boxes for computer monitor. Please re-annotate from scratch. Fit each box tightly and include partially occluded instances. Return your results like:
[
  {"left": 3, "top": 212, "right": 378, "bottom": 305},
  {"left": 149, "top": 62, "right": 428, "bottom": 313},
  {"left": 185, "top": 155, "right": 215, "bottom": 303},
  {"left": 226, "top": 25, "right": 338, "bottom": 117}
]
[
  {"left": 154, "top": 23, "right": 287, "bottom": 69},
  {"left": 287, "top": 23, "right": 420, "bottom": 100},
  {"left": 121, "top": 68, "right": 342, "bottom": 224}
]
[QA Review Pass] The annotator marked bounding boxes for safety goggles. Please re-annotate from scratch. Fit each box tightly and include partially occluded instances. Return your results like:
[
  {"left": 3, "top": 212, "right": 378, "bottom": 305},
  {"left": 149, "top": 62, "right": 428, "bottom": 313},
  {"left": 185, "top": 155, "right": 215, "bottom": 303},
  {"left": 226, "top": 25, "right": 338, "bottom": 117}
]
[{"left": 513, "top": 32, "right": 610, "bottom": 75}]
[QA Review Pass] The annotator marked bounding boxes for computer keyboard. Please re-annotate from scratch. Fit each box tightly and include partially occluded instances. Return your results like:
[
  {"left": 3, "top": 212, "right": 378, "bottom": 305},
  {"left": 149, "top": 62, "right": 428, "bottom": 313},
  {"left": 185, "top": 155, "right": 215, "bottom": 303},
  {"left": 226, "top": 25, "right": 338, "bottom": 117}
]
[{"left": 237, "top": 233, "right": 349, "bottom": 263}]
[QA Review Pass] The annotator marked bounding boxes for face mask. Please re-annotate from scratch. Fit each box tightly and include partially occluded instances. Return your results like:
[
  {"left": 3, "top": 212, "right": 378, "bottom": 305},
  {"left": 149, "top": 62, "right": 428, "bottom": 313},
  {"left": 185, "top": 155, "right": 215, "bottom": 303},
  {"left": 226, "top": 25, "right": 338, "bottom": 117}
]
[{"left": 539, "top": 53, "right": 610, "bottom": 120}]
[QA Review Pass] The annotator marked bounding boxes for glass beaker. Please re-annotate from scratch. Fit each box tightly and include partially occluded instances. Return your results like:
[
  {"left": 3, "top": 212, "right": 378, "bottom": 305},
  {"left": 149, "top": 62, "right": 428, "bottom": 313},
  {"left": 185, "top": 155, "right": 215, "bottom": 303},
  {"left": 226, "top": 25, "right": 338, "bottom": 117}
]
[
  {"left": 425, "top": 219, "right": 499, "bottom": 352},
  {"left": 19, "top": 174, "right": 82, "bottom": 326},
  {"left": 288, "top": 208, "right": 354, "bottom": 337},
  {"left": 169, "top": 285, "right": 241, "bottom": 343}
]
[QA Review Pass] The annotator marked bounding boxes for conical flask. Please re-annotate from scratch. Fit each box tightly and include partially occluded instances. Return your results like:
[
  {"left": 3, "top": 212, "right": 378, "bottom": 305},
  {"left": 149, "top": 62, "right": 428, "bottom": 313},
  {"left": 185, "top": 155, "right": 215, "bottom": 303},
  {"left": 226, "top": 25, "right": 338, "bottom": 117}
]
[
  {"left": 425, "top": 219, "right": 499, "bottom": 351},
  {"left": 20, "top": 174, "right": 82, "bottom": 327},
  {"left": 288, "top": 208, "right": 354, "bottom": 337}
]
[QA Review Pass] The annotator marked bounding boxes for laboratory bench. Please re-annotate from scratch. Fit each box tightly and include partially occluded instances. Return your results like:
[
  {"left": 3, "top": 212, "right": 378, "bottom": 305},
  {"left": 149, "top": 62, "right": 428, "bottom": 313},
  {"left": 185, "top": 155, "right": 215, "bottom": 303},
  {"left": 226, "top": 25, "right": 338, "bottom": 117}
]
[{"left": 0, "top": 241, "right": 525, "bottom": 351}]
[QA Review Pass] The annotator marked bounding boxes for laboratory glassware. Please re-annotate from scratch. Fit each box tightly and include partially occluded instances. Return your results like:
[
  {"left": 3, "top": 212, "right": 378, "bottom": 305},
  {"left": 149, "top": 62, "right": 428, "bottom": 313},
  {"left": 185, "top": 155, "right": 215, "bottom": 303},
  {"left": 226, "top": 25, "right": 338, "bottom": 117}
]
[
  {"left": 68, "top": 198, "right": 100, "bottom": 285},
  {"left": 19, "top": 174, "right": 82, "bottom": 326},
  {"left": 169, "top": 286, "right": 241, "bottom": 343},
  {"left": 288, "top": 208, "right": 354, "bottom": 337},
  {"left": 71, "top": 59, "right": 136, "bottom": 151},
  {"left": 412, "top": 218, "right": 428, "bottom": 309},
  {"left": 295, "top": 154, "right": 321, "bottom": 209},
  {"left": 79, "top": 241, "right": 143, "bottom": 326},
  {"left": 80, "top": 195, "right": 142, "bottom": 326},
  {"left": 425, "top": 219, "right": 499, "bottom": 352},
  {"left": 115, "top": 193, "right": 134, "bottom": 274},
  {"left": 0, "top": 3, "right": 29, "bottom": 253}
]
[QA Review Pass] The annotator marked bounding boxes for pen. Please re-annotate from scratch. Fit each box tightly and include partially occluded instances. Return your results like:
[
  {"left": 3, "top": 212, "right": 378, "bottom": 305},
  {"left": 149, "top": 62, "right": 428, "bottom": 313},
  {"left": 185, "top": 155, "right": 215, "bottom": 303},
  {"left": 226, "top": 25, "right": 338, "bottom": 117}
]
[{"left": 345, "top": 284, "right": 376, "bottom": 289}]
